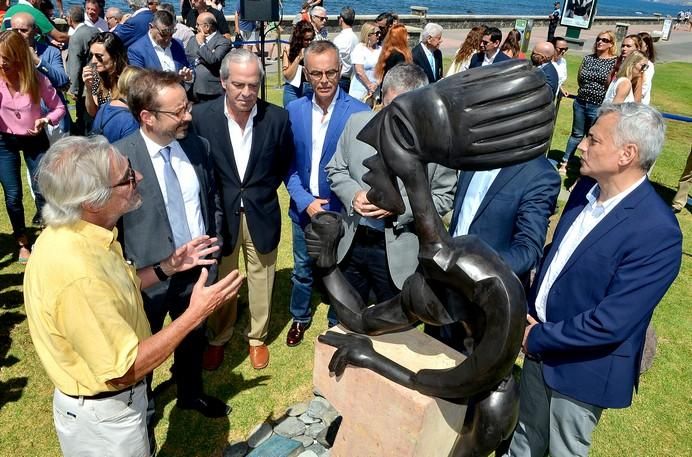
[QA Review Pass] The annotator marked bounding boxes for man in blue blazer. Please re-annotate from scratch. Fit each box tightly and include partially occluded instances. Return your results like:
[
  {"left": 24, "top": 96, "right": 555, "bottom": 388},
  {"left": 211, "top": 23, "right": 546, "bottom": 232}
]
[
  {"left": 127, "top": 10, "right": 192, "bottom": 82},
  {"left": 285, "top": 40, "right": 370, "bottom": 346},
  {"left": 469, "top": 26, "right": 511, "bottom": 69},
  {"left": 431, "top": 155, "right": 560, "bottom": 352},
  {"left": 507, "top": 103, "right": 682, "bottom": 456},
  {"left": 113, "top": 0, "right": 154, "bottom": 47}
]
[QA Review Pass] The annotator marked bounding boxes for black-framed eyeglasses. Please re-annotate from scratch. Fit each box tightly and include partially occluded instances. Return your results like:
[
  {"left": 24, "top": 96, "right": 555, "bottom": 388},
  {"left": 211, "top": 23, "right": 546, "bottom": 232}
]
[
  {"left": 90, "top": 52, "right": 105, "bottom": 62},
  {"left": 111, "top": 158, "right": 137, "bottom": 189},
  {"left": 306, "top": 69, "right": 340, "bottom": 80},
  {"left": 148, "top": 102, "right": 193, "bottom": 120}
]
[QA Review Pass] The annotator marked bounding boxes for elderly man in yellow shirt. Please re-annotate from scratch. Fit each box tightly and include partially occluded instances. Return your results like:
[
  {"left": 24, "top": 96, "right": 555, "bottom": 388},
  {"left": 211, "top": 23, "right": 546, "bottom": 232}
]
[{"left": 23, "top": 136, "right": 243, "bottom": 457}]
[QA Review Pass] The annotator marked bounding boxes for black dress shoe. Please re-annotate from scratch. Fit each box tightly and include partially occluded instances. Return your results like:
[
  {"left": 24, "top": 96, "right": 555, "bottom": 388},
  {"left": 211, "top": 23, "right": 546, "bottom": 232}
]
[
  {"left": 286, "top": 321, "right": 311, "bottom": 347},
  {"left": 177, "top": 395, "right": 232, "bottom": 418}
]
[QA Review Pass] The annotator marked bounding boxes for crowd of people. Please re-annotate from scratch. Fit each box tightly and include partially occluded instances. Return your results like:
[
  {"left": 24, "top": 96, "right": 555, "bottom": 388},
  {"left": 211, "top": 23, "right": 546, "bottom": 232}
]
[{"left": 0, "top": 0, "right": 686, "bottom": 456}]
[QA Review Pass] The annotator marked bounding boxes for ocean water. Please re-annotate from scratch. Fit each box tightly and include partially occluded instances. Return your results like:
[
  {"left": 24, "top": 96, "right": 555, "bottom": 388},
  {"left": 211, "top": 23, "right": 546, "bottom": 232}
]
[{"left": 62, "top": 0, "right": 687, "bottom": 18}]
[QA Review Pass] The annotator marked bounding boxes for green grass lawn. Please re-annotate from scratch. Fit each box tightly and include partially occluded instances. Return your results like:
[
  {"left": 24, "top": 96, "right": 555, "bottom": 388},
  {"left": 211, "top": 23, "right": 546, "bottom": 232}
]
[{"left": 0, "top": 60, "right": 690, "bottom": 456}]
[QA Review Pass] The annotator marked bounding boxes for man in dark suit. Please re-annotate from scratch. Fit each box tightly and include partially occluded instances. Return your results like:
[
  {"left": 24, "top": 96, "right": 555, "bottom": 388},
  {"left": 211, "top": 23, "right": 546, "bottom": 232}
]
[
  {"left": 507, "top": 104, "right": 682, "bottom": 456},
  {"left": 128, "top": 10, "right": 193, "bottom": 84},
  {"left": 113, "top": 0, "right": 154, "bottom": 46},
  {"left": 185, "top": 12, "right": 232, "bottom": 102},
  {"left": 65, "top": 5, "right": 98, "bottom": 135},
  {"left": 431, "top": 153, "right": 560, "bottom": 352},
  {"left": 115, "top": 70, "right": 232, "bottom": 419},
  {"left": 285, "top": 40, "right": 370, "bottom": 346},
  {"left": 469, "top": 26, "right": 511, "bottom": 69},
  {"left": 192, "top": 50, "right": 293, "bottom": 371},
  {"left": 531, "top": 41, "right": 560, "bottom": 98},
  {"left": 411, "top": 22, "right": 444, "bottom": 83}
]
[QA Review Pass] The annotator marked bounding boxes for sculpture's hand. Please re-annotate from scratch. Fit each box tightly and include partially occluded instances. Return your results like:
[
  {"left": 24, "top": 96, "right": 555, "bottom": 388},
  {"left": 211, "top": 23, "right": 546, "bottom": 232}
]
[
  {"left": 318, "top": 331, "right": 377, "bottom": 377},
  {"left": 305, "top": 211, "right": 343, "bottom": 269}
]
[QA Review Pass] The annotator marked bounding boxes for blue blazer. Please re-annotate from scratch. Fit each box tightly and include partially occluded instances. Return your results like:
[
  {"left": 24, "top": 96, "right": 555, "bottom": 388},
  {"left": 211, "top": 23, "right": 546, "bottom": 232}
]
[
  {"left": 114, "top": 10, "right": 154, "bottom": 47},
  {"left": 539, "top": 62, "right": 560, "bottom": 98},
  {"left": 285, "top": 89, "right": 370, "bottom": 227},
  {"left": 127, "top": 34, "right": 190, "bottom": 71},
  {"left": 527, "top": 177, "right": 682, "bottom": 409},
  {"left": 36, "top": 43, "right": 69, "bottom": 89},
  {"left": 469, "top": 50, "right": 511, "bottom": 69},
  {"left": 450, "top": 156, "right": 560, "bottom": 281}
]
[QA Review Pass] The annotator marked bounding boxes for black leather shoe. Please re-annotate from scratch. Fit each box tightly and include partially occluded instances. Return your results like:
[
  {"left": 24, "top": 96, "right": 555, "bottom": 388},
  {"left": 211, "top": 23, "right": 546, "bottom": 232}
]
[
  {"left": 286, "top": 321, "right": 311, "bottom": 347},
  {"left": 177, "top": 395, "right": 232, "bottom": 418}
]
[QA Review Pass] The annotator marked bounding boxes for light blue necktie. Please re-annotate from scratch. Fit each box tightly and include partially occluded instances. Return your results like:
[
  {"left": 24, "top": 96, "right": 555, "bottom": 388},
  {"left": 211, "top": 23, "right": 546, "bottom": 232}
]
[{"left": 160, "top": 146, "right": 192, "bottom": 248}]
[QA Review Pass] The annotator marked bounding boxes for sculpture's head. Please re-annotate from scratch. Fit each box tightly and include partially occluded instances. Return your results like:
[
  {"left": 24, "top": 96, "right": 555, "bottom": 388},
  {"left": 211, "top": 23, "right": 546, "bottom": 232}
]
[{"left": 359, "top": 60, "right": 555, "bottom": 214}]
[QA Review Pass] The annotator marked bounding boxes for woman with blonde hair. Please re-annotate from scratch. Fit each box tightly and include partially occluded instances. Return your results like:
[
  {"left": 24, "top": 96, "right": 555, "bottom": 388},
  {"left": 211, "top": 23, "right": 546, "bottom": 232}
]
[
  {"left": 604, "top": 51, "right": 648, "bottom": 103},
  {"left": 447, "top": 25, "right": 485, "bottom": 76},
  {"left": 349, "top": 22, "right": 382, "bottom": 100},
  {"left": 91, "top": 65, "right": 144, "bottom": 143},
  {"left": 558, "top": 30, "right": 617, "bottom": 174},
  {"left": 374, "top": 24, "right": 412, "bottom": 83},
  {"left": 0, "top": 30, "right": 65, "bottom": 263}
]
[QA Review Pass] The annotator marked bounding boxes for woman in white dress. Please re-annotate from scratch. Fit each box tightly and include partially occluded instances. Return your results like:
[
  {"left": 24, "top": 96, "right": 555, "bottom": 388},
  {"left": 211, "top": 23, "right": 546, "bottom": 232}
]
[
  {"left": 638, "top": 31, "right": 656, "bottom": 105},
  {"left": 349, "top": 22, "right": 381, "bottom": 101},
  {"left": 604, "top": 51, "right": 648, "bottom": 104},
  {"left": 446, "top": 25, "right": 485, "bottom": 76}
]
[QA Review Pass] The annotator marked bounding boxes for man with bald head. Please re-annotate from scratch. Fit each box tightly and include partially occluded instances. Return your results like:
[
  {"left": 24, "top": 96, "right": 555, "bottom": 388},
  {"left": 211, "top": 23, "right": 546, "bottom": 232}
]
[
  {"left": 185, "top": 11, "right": 232, "bottom": 101},
  {"left": 531, "top": 41, "right": 559, "bottom": 98}
]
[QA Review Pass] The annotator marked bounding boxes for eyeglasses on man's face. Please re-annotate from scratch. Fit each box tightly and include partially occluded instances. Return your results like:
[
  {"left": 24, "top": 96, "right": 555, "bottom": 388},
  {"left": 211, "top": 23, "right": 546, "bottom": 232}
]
[
  {"left": 312, "top": 15, "right": 327, "bottom": 21},
  {"left": 306, "top": 69, "right": 340, "bottom": 80},
  {"left": 111, "top": 158, "right": 137, "bottom": 189},
  {"left": 148, "top": 102, "right": 193, "bottom": 120},
  {"left": 151, "top": 23, "right": 174, "bottom": 36}
]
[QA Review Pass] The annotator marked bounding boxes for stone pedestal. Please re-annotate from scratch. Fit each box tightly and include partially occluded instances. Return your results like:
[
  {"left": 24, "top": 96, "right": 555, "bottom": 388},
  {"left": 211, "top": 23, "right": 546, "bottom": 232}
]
[{"left": 313, "top": 326, "right": 467, "bottom": 457}]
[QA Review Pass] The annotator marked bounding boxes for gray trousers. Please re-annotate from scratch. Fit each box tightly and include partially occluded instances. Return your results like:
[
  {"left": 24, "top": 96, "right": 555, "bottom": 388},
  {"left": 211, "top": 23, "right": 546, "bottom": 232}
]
[{"left": 506, "top": 359, "right": 603, "bottom": 457}]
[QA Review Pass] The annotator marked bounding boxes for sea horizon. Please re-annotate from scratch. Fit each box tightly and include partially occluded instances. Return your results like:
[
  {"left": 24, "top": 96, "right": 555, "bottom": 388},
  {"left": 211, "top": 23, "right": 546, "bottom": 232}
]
[{"left": 61, "top": 0, "right": 690, "bottom": 18}]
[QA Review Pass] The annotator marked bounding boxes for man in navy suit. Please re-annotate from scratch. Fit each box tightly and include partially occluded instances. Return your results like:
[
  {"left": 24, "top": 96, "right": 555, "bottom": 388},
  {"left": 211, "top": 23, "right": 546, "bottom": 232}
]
[
  {"left": 431, "top": 155, "right": 560, "bottom": 351},
  {"left": 469, "top": 27, "right": 511, "bottom": 69},
  {"left": 113, "top": 0, "right": 154, "bottom": 47},
  {"left": 128, "top": 10, "right": 193, "bottom": 83},
  {"left": 507, "top": 103, "right": 682, "bottom": 456},
  {"left": 531, "top": 41, "right": 560, "bottom": 98},
  {"left": 285, "top": 40, "right": 370, "bottom": 346},
  {"left": 411, "top": 22, "right": 444, "bottom": 83}
]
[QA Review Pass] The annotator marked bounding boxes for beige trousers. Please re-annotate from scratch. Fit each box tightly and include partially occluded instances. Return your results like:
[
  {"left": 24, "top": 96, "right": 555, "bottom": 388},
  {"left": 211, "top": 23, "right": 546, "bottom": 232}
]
[{"left": 207, "top": 213, "right": 277, "bottom": 347}]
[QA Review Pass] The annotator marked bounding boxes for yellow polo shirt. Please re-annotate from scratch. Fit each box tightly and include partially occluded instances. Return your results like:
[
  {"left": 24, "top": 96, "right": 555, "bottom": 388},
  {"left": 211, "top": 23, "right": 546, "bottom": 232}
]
[{"left": 24, "top": 220, "right": 152, "bottom": 396}]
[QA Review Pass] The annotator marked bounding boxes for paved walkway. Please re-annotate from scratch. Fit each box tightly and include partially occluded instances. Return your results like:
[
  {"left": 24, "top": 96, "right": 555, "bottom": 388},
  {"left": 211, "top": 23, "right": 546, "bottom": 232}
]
[{"left": 437, "top": 23, "right": 692, "bottom": 63}]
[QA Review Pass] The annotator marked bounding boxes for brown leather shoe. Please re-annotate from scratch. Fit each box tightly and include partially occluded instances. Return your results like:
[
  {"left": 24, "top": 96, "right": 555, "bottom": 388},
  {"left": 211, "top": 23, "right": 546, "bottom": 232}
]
[
  {"left": 202, "top": 344, "right": 224, "bottom": 371},
  {"left": 249, "top": 344, "right": 269, "bottom": 370},
  {"left": 286, "top": 321, "right": 311, "bottom": 347}
]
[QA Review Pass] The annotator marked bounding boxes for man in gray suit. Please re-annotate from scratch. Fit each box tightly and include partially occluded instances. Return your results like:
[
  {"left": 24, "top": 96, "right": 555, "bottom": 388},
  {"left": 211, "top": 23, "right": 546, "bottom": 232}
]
[
  {"left": 185, "top": 12, "right": 232, "bottom": 102},
  {"left": 326, "top": 63, "right": 457, "bottom": 300},
  {"left": 115, "top": 70, "right": 232, "bottom": 421},
  {"left": 65, "top": 5, "right": 98, "bottom": 135}
]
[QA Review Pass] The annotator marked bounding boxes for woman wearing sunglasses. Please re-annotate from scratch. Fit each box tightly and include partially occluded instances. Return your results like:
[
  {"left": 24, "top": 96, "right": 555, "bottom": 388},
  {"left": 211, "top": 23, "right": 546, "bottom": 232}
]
[
  {"left": 604, "top": 51, "right": 648, "bottom": 104},
  {"left": 83, "top": 32, "right": 128, "bottom": 117},
  {"left": 558, "top": 30, "right": 617, "bottom": 175},
  {"left": 348, "top": 22, "right": 381, "bottom": 101},
  {"left": 0, "top": 31, "right": 66, "bottom": 263}
]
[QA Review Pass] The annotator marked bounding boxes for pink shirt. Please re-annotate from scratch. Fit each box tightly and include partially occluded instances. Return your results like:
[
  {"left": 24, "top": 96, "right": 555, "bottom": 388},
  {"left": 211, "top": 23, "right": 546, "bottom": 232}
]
[{"left": 0, "top": 72, "right": 66, "bottom": 135}]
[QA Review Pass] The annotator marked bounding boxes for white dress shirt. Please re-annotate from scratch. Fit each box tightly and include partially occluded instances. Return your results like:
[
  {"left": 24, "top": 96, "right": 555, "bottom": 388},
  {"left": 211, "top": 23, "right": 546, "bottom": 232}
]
[
  {"left": 553, "top": 57, "right": 568, "bottom": 91},
  {"left": 483, "top": 49, "right": 501, "bottom": 66},
  {"left": 309, "top": 88, "right": 339, "bottom": 196},
  {"left": 534, "top": 176, "right": 647, "bottom": 322},
  {"left": 140, "top": 130, "right": 206, "bottom": 242},
  {"left": 452, "top": 169, "right": 501, "bottom": 237},
  {"left": 148, "top": 33, "right": 175, "bottom": 71},
  {"left": 333, "top": 27, "right": 359, "bottom": 78},
  {"left": 224, "top": 101, "right": 257, "bottom": 183}
]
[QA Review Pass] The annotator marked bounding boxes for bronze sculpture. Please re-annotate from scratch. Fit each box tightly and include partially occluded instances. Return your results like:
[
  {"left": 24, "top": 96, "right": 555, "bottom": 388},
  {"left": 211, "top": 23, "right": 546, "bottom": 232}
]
[{"left": 306, "top": 60, "right": 556, "bottom": 456}]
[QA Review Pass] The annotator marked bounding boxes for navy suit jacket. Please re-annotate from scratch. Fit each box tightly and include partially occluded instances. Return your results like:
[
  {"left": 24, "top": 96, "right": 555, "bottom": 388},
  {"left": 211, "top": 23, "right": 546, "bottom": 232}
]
[
  {"left": 539, "top": 62, "right": 559, "bottom": 98},
  {"left": 450, "top": 156, "right": 560, "bottom": 282},
  {"left": 411, "top": 42, "right": 443, "bottom": 83},
  {"left": 527, "top": 177, "right": 682, "bottom": 409},
  {"left": 128, "top": 34, "right": 190, "bottom": 71},
  {"left": 36, "top": 43, "right": 69, "bottom": 89},
  {"left": 285, "top": 89, "right": 370, "bottom": 227},
  {"left": 469, "top": 50, "right": 511, "bottom": 69},
  {"left": 114, "top": 10, "right": 154, "bottom": 47}
]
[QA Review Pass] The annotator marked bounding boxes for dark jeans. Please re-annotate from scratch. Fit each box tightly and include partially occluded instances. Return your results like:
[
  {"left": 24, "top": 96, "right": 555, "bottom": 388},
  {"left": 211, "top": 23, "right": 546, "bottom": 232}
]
[
  {"left": 0, "top": 132, "right": 49, "bottom": 238},
  {"left": 562, "top": 97, "right": 601, "bottom": 163},
  {"left": 339, "top": 226, "right": 399, "bottom": 304},
  {"left": 289, "top": 221, "right": 337, "bottom": 326}
]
